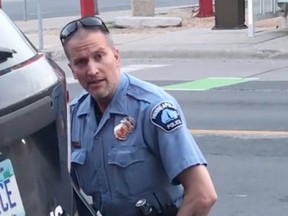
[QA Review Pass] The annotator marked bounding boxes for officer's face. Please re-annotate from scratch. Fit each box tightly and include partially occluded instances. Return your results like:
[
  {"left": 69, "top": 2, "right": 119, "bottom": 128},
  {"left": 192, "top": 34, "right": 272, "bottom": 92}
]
[{"left": 66, "top": 28, "right": 120, "bottom": 100}]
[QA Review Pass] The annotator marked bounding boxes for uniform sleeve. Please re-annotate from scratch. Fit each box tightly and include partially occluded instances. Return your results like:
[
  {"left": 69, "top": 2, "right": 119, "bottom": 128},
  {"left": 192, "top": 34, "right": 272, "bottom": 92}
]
[
  {"left": 70, "top": 101, "right": 79, "bottom": 146},
  {"left": 69, "top": 101, "right": 86, "bottom": 165},
  {"left": 143, "top": 100, "right": 207, "bottom": 185}
]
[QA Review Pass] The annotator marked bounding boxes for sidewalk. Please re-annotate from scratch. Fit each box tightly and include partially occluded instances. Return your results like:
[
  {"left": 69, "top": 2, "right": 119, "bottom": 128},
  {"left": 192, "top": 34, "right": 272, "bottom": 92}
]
[{"left": 14, "top": 7, "right": 288, "bottom": 60}]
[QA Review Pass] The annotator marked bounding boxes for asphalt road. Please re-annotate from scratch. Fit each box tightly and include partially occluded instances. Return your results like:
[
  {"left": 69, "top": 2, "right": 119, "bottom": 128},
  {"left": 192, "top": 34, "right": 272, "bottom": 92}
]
[
  {"left": 61, "top": 58, "right": 288, "bottom": 132},
  {"left": 57, "top": 58, "right": 288, "bottom": 216},
  {"left": 2, "top": 0, "right": 197, "bottom": 21}
]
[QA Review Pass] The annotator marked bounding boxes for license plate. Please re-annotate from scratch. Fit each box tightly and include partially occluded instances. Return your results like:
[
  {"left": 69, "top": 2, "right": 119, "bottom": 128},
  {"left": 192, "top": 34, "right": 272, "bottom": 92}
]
[{"left": 0, "top": 159, "right": 25, "bottom": 216}]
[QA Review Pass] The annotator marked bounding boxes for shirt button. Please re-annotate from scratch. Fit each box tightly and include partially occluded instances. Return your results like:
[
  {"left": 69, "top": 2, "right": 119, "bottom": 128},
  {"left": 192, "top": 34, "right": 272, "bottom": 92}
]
[{"left": 94, "top": 135, "right": 99, "bottom": 140}]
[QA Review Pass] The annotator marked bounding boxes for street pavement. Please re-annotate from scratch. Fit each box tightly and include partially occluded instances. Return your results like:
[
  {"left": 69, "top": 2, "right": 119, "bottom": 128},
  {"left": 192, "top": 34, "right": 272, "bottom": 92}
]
[{"left": 13, "top": 7, "right": 288, "bottom": 61}]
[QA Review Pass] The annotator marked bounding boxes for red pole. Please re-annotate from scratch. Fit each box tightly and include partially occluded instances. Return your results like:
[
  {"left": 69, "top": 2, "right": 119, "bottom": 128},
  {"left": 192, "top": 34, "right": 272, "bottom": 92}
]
[
  {"left": 80, "top": 0, "right": 95, "bottom": 17},
  {"left": 196, "top": 0, "right": 214, "bottom": 18}
]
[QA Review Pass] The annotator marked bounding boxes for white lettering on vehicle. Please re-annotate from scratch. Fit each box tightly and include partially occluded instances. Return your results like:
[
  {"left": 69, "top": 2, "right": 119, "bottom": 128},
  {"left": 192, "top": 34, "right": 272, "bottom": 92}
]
[{"left": 50, "top": 205, "right": 63, "bottom": 216}]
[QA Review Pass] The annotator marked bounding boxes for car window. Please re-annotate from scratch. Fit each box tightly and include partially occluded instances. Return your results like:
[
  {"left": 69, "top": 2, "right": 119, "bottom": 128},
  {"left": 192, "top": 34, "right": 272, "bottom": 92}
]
[{"left": 0, "top": 10, "right": 37, "bottom": 73}]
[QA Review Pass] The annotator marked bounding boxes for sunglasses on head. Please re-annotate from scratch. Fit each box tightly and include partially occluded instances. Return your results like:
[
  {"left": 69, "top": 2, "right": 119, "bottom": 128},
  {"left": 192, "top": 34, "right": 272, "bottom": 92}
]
[{"left": 59, "top": 16, "right": 110, "bottom": 45}]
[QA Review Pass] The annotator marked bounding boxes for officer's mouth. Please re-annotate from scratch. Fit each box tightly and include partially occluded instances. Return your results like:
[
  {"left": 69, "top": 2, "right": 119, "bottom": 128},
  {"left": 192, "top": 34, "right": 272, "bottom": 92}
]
[{"left": 88, "top": 79, "right": 105, "bottom": 88}]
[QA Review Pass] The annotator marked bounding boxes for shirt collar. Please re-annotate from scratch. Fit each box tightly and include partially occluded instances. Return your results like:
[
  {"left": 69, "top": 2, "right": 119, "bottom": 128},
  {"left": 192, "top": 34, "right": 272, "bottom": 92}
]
[{"left": 106, "top": 72, "right": 128, "bottom": 115}]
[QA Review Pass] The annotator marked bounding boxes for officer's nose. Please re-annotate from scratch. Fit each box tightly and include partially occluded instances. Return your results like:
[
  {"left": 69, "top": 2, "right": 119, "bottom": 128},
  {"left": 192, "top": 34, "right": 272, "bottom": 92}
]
[{"left": 87, "top": 60, "right": 99, "bottom": 76}]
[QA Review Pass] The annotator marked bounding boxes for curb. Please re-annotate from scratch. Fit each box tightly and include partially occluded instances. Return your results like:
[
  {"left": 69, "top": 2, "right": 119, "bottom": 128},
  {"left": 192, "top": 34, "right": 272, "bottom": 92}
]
[
  {"left": 46, "top": 49, "right": 288, "bottom": 61},
  {"left": 119, "top": 49, "right": 288, "bottom": 60}
]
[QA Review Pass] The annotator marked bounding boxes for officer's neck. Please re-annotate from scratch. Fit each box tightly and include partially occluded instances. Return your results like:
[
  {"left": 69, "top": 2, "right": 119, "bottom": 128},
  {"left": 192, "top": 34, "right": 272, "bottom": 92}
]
[
  {"left": 93, "top": 97, "right": 111, "bottom": 114},
  {"left": 92, "top": 99, "right": 104, "bottom": 124},
  {"left": 92, "top": 82, "right": 118, "bottom": 113}
]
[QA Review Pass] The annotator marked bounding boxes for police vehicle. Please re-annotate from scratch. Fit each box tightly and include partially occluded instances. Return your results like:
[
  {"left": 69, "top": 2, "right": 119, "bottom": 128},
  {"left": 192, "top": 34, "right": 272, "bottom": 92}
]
[{"left": 0, "top": 8, "right": 96, "bottom": 216}]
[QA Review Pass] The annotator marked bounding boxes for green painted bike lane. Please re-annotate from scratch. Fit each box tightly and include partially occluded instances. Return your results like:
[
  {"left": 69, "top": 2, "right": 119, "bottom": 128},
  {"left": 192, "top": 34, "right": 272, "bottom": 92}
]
[{"left": 162, "top": 77, "right": 258, "bottom": 91}]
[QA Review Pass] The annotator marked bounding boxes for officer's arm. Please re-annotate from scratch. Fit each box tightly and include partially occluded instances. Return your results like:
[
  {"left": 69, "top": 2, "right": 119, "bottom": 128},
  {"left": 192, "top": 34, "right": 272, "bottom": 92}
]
[{"left": 176, "top": 165, "right": 217, "bottom": 216}]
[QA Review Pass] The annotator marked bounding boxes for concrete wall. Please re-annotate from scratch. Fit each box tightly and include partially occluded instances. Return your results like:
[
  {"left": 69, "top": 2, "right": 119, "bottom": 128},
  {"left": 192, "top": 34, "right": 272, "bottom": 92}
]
[{"left": 131, "top": 0, "right": 155, "bottom": 16}]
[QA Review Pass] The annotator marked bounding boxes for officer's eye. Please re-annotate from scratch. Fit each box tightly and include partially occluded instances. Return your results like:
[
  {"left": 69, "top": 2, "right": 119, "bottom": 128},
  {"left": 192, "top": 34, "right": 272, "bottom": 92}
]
[
  {"left": 74, "top": 58, "right": 87, "bottom": 67},
  {"left": 94, "top": 53, "right": 103, "bottom": 61}
]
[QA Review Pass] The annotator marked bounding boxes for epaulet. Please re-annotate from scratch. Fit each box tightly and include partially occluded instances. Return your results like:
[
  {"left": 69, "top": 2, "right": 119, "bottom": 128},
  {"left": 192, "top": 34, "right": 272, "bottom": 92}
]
[{"left": 126, "top": 74, "right": 167, "bottom": 104}]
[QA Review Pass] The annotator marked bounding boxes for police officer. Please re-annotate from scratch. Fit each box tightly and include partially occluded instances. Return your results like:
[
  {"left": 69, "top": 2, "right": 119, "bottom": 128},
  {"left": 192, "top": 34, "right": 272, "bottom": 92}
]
[{"left": 60, "top": 16, "right": 217, "bottom": 216}]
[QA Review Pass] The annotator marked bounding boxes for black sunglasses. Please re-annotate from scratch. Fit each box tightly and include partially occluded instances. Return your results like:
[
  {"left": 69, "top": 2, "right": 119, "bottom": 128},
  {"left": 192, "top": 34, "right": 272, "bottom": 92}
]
[{"left": 59, "top": 16, "right": 110, "bottom": 45}]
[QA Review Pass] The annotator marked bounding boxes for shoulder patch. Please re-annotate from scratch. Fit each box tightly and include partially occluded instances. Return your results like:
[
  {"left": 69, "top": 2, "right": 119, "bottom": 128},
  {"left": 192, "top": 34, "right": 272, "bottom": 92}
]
[{"left": 150, "top": 102, "right": 183, "bottom": 132}]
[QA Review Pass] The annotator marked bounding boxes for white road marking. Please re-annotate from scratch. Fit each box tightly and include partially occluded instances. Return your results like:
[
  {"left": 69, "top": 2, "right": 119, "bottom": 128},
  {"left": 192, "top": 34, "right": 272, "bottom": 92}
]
[{"left": 121, "top": 64, "right": 168, "bottom": 73}]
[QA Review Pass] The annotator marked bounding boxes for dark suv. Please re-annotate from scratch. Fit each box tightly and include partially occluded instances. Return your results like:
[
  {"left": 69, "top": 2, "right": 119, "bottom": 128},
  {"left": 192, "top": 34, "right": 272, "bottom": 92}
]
[{"left": 0, "top": 9, "right": 79, "bottom": 216}]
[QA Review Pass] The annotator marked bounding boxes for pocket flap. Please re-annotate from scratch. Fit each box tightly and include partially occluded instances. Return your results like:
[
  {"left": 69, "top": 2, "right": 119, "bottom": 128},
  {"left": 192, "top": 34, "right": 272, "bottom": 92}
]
[{"left": 108, "top": 149, "right": 144, "bottom": 168}]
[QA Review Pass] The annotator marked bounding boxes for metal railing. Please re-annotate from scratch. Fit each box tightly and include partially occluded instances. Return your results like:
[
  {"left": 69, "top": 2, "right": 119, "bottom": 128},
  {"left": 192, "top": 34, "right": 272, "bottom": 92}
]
[{"left": 247, "top": 0, "right": 288, "bottom": 36}]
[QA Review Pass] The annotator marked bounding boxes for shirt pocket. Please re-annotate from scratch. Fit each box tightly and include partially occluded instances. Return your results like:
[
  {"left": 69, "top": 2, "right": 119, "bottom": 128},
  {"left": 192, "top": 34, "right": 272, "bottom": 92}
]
[{"left": 107, "top": 147, "right": 146, "bottom": 196}]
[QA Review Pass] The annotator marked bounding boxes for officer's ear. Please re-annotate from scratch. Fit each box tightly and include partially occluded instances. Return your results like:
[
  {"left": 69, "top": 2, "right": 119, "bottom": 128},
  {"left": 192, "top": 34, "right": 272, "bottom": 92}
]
[{"left": 113, "top": 47, "right": 120, "bottom": 67}]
